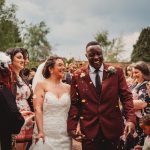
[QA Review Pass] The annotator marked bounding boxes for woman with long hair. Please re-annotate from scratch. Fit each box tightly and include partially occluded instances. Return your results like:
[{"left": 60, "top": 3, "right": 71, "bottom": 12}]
[{"left": 6, "top": 48, "right": 34, "bottom": 150}]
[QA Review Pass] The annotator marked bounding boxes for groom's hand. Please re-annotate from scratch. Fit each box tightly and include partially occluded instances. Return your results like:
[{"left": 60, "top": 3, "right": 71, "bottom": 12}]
[
  {"left": 69, "top": 130, "right": 78, "bottom": 139},
  {"left": 69, "top": 130, "right": 85, "bottom": 142}
]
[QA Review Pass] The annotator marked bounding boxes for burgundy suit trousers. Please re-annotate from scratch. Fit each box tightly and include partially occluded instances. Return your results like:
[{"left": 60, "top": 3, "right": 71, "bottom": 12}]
[{"left": 82, "top": 131, "right": 121, "bottom": 150}]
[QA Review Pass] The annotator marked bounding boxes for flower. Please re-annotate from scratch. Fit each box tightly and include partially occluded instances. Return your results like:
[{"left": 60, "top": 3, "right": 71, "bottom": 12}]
[
  {"left": 81, "top": 99, "right": 86, "bottom": 103},
  {"left": 80, "top": 72, "right": 86, "bottom": 78},
  {"left": 107, "top": 66, "right": 116, "bottom": 77}
]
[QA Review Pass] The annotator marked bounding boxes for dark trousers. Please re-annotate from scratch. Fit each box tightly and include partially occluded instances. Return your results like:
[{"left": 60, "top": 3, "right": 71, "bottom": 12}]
[
  {"left": 82, "top": 132, "right": 121, "bottom": 150},
  {"left": 0, "top": 133, "right": 12, "bottom": 150}
]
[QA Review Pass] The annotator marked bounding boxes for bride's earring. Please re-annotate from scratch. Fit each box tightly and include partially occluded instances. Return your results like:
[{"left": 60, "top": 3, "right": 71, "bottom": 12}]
[{"left": 49, "top": 68, "right": 53, "bottom": 75}]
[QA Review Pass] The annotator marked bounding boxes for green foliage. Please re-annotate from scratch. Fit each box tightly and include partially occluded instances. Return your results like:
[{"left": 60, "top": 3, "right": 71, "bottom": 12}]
[
  {"left": 23, "top": 21, "right": 52, "bottom": 61},
  {"left": 27, "top": 60, "right": 41, "bottom": 69},
  {"left": 95, "top": 31, "right": 111, "bottom": 48},
  {"left": 0, "top": 3, "right": 22, "bottom": 51},
  {"left": 66, "top": 57, "right": 75, "bottom": 64},
  {"left": 131, "top": 27, "right": 150, "bottom": 62},
  {"left": 0, "top": 0, "right": 5, "bottom": 8},
  {"left": 95, "top": 31, "right": 124, "bottom": 62}
]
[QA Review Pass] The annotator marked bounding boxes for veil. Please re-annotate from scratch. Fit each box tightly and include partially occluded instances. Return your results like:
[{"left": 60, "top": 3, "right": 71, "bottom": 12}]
[{"left": 32, "top": 62, "right": 45, "bottom": 91}]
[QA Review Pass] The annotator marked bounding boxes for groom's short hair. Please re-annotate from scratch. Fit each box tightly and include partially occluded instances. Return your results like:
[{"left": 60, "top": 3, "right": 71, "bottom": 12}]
[{"left": 86, "top": 41, "right": 101, "bottom": 49}]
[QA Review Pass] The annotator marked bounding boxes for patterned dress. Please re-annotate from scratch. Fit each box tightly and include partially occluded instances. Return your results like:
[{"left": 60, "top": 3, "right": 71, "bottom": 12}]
[
  {"left": 131, "top": 81, "right": 150, "bottom": 146},
  {"left": 16, "top": 76, "right": 31, "bottom": 111},
  {"left": 15, "top": 76, "right": 34, "bottom": 142}
]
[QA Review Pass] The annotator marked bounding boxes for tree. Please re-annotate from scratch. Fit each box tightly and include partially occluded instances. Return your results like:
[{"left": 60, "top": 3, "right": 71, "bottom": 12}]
[
  {"left": 0, "top": 0, "right": 5, "bottom": 8},
  {"left": 94, "top": 31, "right": 124, "bottom": 62},
  {"left": 23, "top": 21, "right": 51, "bottom": 61},
  {"left": 0, "top": 1, "right": 21, "bottom": 51},
  {"left": 131, "top": 27, "right": 150, "bottom": 62}
]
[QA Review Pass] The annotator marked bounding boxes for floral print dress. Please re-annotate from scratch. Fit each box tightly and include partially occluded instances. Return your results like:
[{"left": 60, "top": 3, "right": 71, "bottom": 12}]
[
  {"left": 16, "top": 76, "right": 31, "bottom": 112},
  {"left": 131, "top": 81, "right": 150, "bottom": 146},
  {"left": 15, "top": 76, "right": 33, "bottom": 142}
]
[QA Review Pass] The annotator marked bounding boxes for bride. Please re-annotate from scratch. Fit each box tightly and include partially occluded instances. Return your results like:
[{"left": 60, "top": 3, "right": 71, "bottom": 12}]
[{"left": 30, "top": 56, "right": 71, "bottom": 150}]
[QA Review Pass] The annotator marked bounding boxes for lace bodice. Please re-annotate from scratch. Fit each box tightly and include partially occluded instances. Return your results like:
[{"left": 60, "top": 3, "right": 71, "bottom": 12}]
[
  {"left": 31, "top": 91, "right": 71, "bottom": 150},
  {"left": 43, "top": 92, "right": 71, "bottom": 118}
]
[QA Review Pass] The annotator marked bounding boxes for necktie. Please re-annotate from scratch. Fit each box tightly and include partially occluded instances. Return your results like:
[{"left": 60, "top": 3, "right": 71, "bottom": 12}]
[{"left": 95, "top": 69, "right": 101, "bottom": 95}]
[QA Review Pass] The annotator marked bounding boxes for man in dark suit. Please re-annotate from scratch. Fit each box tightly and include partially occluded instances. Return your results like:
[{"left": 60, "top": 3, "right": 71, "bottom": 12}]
[{"left": 67, "top": 41, "right": 136, "bottom": 150}]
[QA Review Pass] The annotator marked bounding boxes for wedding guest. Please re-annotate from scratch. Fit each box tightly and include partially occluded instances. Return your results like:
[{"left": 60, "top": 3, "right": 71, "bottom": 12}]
[
  {"left": 20, "top": 48, "right": 30, "bottom": 66},
  {"left": 125, "top": 64, "right": 135, "bottom": 88},
  {"left": 6, "top": 48, "right": 34, "bottom": 150},
  {"left": 146, "top": 81, "right": 150, "bottom": 98},
  {"left": 62, "top": 67, "right": 72, "bottom": 85},
  {"left": 141, "top": 115, "right": 150, "bottom": 150},
  {"left": 28, "top": 68, "right": 37, "bottom": 85},
  {"left": 134, "top": 114, "right": 150, "bottom": 150},
  {"left": 130, "top": 61, "right": 150, "bottom": 148},
  {"left": 19, "top": 48, "right": 30, "bottom": 82},
  {"left": 0, "top": 52, "right": 25, "bottom": 150}
]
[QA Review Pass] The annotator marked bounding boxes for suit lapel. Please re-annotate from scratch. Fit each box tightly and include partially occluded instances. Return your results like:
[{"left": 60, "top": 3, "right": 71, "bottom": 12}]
[
  {"left": 81, "top": 64, "right": 110, "bottom": 100},
  {"left": 102, "top": 64, "right": 109, "bottom": 81},
  {"left": 83, "top": 65, "right": 96, "bottom": 90},
  {"left": 82, "top": 65, "right": 102, "bottom": 99}
]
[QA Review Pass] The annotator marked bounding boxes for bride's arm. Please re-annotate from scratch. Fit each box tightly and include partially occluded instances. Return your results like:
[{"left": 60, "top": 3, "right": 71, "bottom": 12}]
[{"left": 33, "top": 82, "right": 45, "bottom": 141}]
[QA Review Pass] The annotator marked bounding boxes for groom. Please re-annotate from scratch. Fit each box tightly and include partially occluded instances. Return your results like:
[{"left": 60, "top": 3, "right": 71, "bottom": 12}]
[{"left": 67, "top": 41, "right": 136, "bottom": 150}]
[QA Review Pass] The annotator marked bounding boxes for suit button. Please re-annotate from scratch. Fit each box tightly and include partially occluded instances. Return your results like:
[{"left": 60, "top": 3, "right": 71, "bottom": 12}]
[{"left": 73, "top": 115, "right": 76, "bottom": 118}]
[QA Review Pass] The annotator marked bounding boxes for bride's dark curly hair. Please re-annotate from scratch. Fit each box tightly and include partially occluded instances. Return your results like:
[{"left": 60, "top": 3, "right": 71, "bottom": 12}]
[{"left": 42, "top": 56, "right": 63, "bottom": 78}]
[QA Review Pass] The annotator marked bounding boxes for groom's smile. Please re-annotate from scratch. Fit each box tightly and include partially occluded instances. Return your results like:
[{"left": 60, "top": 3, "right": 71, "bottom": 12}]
[{"left": 86, "top": 45, "right": 103, "bottom": 69}]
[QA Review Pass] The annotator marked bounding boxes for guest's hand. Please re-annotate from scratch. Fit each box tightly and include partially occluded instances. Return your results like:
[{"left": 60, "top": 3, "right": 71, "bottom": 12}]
[
  {"left": 35, "top": 132, "right": 45, "bottom": 144},
  {"left": 21, "top": 111, "right": 35, "bottom": 126},
  {"left": 124, "top": 121, "right": 135, "bottom": 137},
  {"left": 21, "top": 110, "right": 34, "bottom": 116},
  {"left": 134, "top": 145, "right": 142, "bottom": 150}
]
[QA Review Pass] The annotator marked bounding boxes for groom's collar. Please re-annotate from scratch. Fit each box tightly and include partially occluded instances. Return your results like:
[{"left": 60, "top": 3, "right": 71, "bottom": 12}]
[{"left": 89, "top": 64, "right": 104, "bottom": 73}]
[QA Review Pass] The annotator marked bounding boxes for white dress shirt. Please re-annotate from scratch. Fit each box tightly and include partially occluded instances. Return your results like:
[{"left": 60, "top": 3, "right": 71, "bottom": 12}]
[{"left": 89, "top": 64, "right": 104, "bottom": 87}]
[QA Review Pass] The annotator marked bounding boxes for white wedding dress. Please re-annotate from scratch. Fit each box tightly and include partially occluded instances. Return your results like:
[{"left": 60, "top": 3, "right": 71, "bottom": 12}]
[{"left": 30, "top": 91, "right": 71, "bottom": 150}]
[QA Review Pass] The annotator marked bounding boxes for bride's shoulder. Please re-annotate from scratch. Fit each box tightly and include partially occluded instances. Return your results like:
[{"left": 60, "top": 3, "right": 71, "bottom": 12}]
[{"left": 35, "top": 79, "right": 47, "bottom": 88}]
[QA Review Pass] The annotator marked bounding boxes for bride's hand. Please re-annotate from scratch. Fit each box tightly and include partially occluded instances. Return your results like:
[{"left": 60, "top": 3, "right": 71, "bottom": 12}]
[
  {"left": 35, "top": 132, "right": 45, "bottom": 144},
  {"left": 76, "top": 122, "right": 81, "bottom": 135},
  {"left": 75, "top": 122, "right": 85, "bottom": 142}
]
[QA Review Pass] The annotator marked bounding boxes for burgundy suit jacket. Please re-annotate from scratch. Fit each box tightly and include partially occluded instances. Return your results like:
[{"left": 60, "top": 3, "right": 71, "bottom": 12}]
[{"left": 67, "top": 63, "right": 136, "bottom": 140}]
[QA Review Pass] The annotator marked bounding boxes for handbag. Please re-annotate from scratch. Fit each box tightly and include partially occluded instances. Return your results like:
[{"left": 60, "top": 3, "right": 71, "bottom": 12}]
[{"left": 15, "top": 111, "right": 34, "bottom": 142}]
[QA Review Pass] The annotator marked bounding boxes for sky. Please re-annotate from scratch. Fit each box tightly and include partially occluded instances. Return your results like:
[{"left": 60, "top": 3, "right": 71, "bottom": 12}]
[{"left": 6, "top": 0, "right": 150, "bottom": 61}]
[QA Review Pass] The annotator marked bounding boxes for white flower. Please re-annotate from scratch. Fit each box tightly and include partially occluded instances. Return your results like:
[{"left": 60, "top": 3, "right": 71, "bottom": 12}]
[
  {"left": 80, "top": 72, "right": 86, "bottom": 78},
  {"left": 107, "top": 66, "right": 116, "bottom": 76},
  {"left": 0, "top": 52, "right": 11, "bottom": 68}
]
